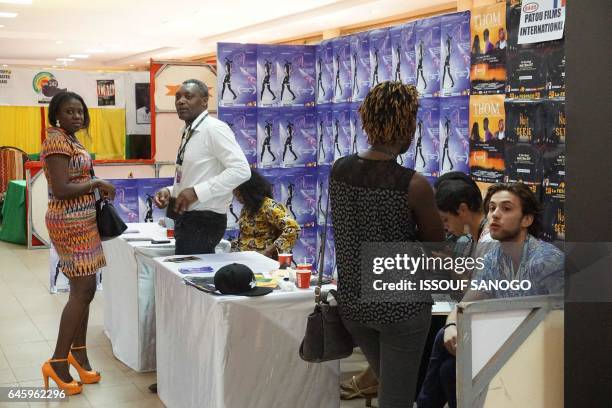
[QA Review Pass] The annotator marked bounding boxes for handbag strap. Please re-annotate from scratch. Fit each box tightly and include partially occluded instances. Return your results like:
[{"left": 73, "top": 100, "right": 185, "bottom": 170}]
[{"left": 314, "top": 176, "right": 331, "bottom": 305}]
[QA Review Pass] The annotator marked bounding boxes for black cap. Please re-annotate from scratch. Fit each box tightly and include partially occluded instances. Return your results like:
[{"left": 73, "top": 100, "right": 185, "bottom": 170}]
[{"left": 213, "top": 263, "right": 273, "bottom": 297}]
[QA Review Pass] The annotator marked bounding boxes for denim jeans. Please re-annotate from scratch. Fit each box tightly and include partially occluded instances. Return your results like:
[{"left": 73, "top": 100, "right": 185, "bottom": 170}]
[
  {"left": 174, "top": 211, "right": 227, "bottom": 255},
  {"left": 342, "top": 307, "right": 431, "bottom": 408},
  {"left": 416, "top": 327, "right": 457, "bottom": 408}
]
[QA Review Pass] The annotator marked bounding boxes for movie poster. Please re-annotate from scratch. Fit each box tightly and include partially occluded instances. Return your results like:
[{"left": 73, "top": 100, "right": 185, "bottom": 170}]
[
  {"left": 226, "top": 195, "right": 244, "bottom": 231},
  {"left": 260, "top": 168, "right": 282, "bottom": 199},
  {"left": 257, "top": 108, "right": 280, "bottom": 168},
  {"left": 332, "top": 103, "right": 352, "bottom": 160},
  {"left": 470, "top": 3, "right": 507, "bottom": 94},
  {"left": 218, "top": 108, "right": 258, "bottom": 167},
  {"left": 544, "top": 100, "right": 565, "bottom": 146},
  {"left": 503, "top": 143, "right": 543, "bottom": 192},
  {"left": 224, "top": 228, "right": 240, "bottom": 243},
  {"left": 279, "top": 108, "right": 317, "bottom": 168},
  {"left": 316, "top": 165, "right": 331, "bottom": 225},
  {"left": 506, "top": 46, "right": 546, "bottom": 99},
  {"left": 316, "top": 105, "right": 334, "bottom": 165},
  {"left": 110, "top": 179, "right": 139, "bottom": 223},
  {"left": 469, "top": 95, "right": 505, "bottom": 182},
  {"left": 505, "top": 100, "right": 545, "bottom": 145},
  {"left": 217, "top": 43, "right": 258, "bottom": 107},
  {"left": 292, "top": 227, "right": 317, "bottom": 268},
  {"left": 542, "top": 179, "right": 565, "bottom": 242},
  {"left": 316, "top": 40, "right": 334, "bottom": 104},
  {"left": 350, "top": 32, "right": 371, "bottom": 102},
  {"left": 544, "top": 39, "right": 565, "bottom": 99},
  {"left": 414, "top": 17, "right": 441, "bottom": 97},
  {"left": 97, "top": 79, "right": 116, "bottom": 106},
  {"left": 257, "top": 45, "right": 280, "bottom": 107},
  {"left": 440, "top": 11, "right": 471, "bottom": 96},
  {"left": 439, "top": 96, "right": 470, "bottom": 175},
  {"left": 391, "top": 22, "right": 417, "bottom": 86},
  {"left": 414, "top": 97, "right": 440, "bottom": 178},
  {"left": 316, "top": 225, "right": 336, "bottom": 279},
  {"left": 369, "top": 28, "right": 394, "bottom": 88},
  {"left": 350, "top": 103, "right": 369, "bottom": 155},
  {"left": 332, "top": 36, "right": 352, "bottom": 103},
  {"left": 278, "top": 168, "right": 317, "bottom": 227},
  {"left": 276, "top": 45, "right": 316, "bottom": 107},
  {"left": 137, "top": 178, "right": 173, "bottom": 223}
]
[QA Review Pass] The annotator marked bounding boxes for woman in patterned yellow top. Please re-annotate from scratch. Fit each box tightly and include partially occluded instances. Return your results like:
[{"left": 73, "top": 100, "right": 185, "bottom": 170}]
[
  {"left": 232, "top": 169, "right": 300, "bottom": 259},
  {"left": 40, "top": 92, "right": 116, "bottom": 395}
]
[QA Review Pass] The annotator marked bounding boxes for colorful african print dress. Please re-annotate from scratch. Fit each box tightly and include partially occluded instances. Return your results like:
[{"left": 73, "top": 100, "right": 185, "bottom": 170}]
[{"left": 41, "top": 127, "right": 106, "bottom": 277}]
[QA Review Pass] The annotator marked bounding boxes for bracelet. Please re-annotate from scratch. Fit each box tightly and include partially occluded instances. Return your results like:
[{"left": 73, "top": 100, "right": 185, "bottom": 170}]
[{"left": 443, "top": 322, "right": 456, "bottom": 330}]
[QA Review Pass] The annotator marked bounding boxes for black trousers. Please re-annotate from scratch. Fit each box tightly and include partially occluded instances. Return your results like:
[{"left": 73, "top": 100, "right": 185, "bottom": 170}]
[{"left": 174, "top": 211, "right": 227, "bottom": 255}]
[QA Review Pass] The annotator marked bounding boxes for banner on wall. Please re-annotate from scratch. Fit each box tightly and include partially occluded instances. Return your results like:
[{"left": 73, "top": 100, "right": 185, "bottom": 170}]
[
  {"left": 350, "top": 103, "right": 369, "bottom": 155},
  {"left": 469, "top": 95, "right": 505, "bottom": 182},
  {"left": 257, "top": 45, "right": 280, "bottom": 107},
  {"left": 257, "top": 108, "right": 281, "bottom": 168},
  {"left": 439, "top": 96, "right": 470, "bottom": 175},
  {"left": 0, "top": 68, "right": 125, "bottom": 107},
  {"left": 415, "top": 17, "right": 441, "bottom": 97},
  {"left": 153, "top": 63, "right": 217, "bottom": 112},
  {"left": 440, "top": 11, "right": 471, "bottom": 96},
  {"left": 278, "top": 108, "right": 317, "bottom": 168},
  {"left": 276, "top": 45, "right": 316, "bottom": 107},
  {"left": 125, "top": 71, "right": 150, "bottom": 135},
  {"left": 316, "top": 105, "right": 334, "bottom": 165},
  {"left": 390, "top": 22, "right": 416, "bottom": 86},
  {"left": 369, "top": 28, "right": 393, "bottom": 88},
  {"left": 278, "top": 168, "right": 317, "bottom": 227},
  {"left": 332, "top": 37, "right": 352, "bottom": 103},
  {"left": 517, "top": 0, "right": 566, "bottom": 44},
  {"left": 332, "top": 103, "right": 352, "bottom": 160},
  {"left": 414, "top": 97, "right": 440, "bottom": 178},
  {"left": 217, "top": 43, "right": 257, "bottom": 108},
  {"left": 218, "top": 108, "right": 258, "bottom": 167},
  {"left": 470, "top": 3, "right": 507, "bottom": 94},
  {"left": 316, "top": 40, "right": 334, "bottom": 104},
  {"left": 544, "top": 39, "right": 565, "bottom": 99},
  {"left": 506, "top": 45, "right": 546, "bottom": 99},
  {"left": 350, "top": 32, "right": 371, "bottom": 102}
]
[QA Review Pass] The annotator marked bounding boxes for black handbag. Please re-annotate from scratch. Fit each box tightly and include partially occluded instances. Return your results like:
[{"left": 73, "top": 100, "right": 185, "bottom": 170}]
[
  {"left": 90, "top": 168, "right": 127, "bottom": 241},
  {"left": 299, "top": 180, "right": 353, "bottom": 363}
]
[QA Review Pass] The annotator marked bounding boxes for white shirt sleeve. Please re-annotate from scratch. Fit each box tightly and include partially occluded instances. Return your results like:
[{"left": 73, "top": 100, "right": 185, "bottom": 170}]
[{"left": 192, "top": 121, "right": 250, "bottom": 202}]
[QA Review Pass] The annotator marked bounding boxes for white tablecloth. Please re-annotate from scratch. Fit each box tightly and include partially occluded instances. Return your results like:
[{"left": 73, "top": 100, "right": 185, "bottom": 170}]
[{"left": 153, "top": 251, "right": 340, "bottom": 408}]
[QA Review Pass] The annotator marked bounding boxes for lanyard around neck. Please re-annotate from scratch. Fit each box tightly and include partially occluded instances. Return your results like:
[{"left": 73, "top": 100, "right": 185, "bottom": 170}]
[{"left": 176, "top": 113, "right": 208, "bottom": 165}]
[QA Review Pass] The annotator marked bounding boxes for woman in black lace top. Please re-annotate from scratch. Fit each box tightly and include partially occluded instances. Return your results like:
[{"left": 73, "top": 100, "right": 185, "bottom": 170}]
[{"left": 330, "top": 81, "right": 444, "bottom": 408}]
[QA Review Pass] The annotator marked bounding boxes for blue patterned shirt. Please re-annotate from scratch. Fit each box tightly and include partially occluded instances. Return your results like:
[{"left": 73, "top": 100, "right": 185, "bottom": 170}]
[{"left": 472, "top": 235, "right": 564, "bottom": 298}]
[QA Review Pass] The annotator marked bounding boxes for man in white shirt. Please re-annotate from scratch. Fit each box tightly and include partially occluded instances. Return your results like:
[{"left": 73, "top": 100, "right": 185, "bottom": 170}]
[{"left": 154, "top": 79, "right": 250, "bottom": 255}]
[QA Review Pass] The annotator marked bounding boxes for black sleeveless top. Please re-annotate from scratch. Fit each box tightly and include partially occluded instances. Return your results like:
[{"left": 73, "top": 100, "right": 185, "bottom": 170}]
[{"left": 330, "top": 154, "right": 431, "bottom": 324}]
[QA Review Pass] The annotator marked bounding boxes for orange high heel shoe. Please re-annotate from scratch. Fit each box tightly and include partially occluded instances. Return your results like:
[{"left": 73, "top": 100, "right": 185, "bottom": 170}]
[
  {"left": 68, "top": 346, "right": 101, "bottom": 384},
  {"left": 41, "top": 359, "right": 83, "bottom": 396}
]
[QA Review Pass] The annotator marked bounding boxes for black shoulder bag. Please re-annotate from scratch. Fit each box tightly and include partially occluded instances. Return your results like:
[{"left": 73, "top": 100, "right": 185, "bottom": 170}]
[
  {"left": 299, "top": 180, "right": 353, "bottom": 362},
  {"left": 90, "top": 167, "right": 127, "bottom": 241}
]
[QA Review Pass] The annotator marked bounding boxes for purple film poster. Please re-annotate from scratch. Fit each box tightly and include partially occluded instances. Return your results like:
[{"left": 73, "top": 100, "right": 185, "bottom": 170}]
[
  {"left": 276, "top": 45, "right": 316, "bottom": 107},
  {"left": 279, "top": 108, "right": 317, "bottom": 168},
  {"left": 260, "top": 168, "right": 282, "bottom": 200},
  {"left": 137, "top": 178, "right": 173, "bottom": 223},
  {"left": 316, "top": 40, "right": 334, "bottom": 104},
  {"left": 218, "top": 108, "right": 258, "bottom": 167},
  {"left": 257, "top": 45, "right": 280, "bottom": 107},
  {"left": 350, "top": 32, "right": 371, "bottom": 102},
  {"left": 292, "top": 227, "right": 317, "bottom": 267},
  {"left": 217, "top": 43, "right": 258, "bottom": 107},
  {"left": 110, "top": 179, "right": 139, "bottom": 223},
  {"left": 316, "top": 164, "right": 331, "bottom": 225},
  {"left": 439, "top": 96, "right": 470, "bottom": 175},
  {"left": 278, "top": 168, "right": 317, "bottom": 227},
  {"left": 316, "top": 104, "right": 334, "bottom": 165},
  {"left": 350, "top": 103, "right": 369, "bottom": 155},
  {"left": 391, "top": 23, "right": 416, "bottom": 85},
  {"left": 414, "top": 97, "right": 440, "bottom": 177},
  {"left": 226, "top": 194, "right": 244, "bottom": 231},
  {"left": 224, "top": 228, "right": 240, "bottom": 242},
  {"left": 316, "top": 226, "right": 336, "bottom": 279},
  {"left": 332, "top": 103, "right": 352, "bottom": 160},
  {"left": 369, "top": 28, "right": 393, "bottom": 87},
  {"left": 440, "top": 11, "right": 471, "bottom": 97},
  {"left": 332, "top": 36, "right": 352, "bottom": 103},
  {"left": 415, "top": 17, "right": 441, "bottom": 97},
  {"left": 257, "top": 108, "right": 281, "bottom": 168}
]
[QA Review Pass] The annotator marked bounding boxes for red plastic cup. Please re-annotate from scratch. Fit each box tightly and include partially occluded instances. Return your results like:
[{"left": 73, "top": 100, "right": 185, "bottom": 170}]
[
  {"left": 296, "top": 263, "right": 312, "bottom": 272},
  {"left": 278, "top": 253, "right": 292, "bottom": 269},
  {"left": 296, "top": 270, "right": 311, "bottom": 289}
]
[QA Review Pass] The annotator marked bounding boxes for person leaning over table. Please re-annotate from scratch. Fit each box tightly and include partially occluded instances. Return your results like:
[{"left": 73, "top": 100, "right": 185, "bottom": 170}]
[
  {"left": 153, "top": 78, "right": 251, "bottom": 255},
  {"left": 231, "top": 168, "right": 300, "bottom": 260}
]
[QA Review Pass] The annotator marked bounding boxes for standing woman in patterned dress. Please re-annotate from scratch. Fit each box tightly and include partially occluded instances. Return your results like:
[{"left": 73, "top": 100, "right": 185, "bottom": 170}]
[
  {"left": 40, "top": 91, "right": 116, "bottom": 395},
  {"left": 329, "top": 81, "right": 445, "bottom": 408}
]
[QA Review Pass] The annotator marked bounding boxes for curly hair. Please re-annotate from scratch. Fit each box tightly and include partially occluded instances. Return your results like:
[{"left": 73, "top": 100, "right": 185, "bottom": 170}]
[
  {"left": 235, "top": 169, "right": 273, "bottom": 217},
  {"left": 484, "top": 182, "right": 542, "bottom": 238},
  {"left": 359, "top": 81, "right": 419, "bottom": 146},
  {"left": 48, "top": 91, "right": 90, "bottom": 129}
]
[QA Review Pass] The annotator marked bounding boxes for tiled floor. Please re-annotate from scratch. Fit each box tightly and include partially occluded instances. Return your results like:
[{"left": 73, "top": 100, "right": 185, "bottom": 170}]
[{"left": 0, "top": 241, "right": 376, "bottom": 408}]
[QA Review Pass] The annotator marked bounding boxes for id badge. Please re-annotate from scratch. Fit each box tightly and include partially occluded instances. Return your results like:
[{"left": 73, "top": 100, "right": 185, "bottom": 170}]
[{"left": 175, "top": 165, "right": 183, "bottom": 184}]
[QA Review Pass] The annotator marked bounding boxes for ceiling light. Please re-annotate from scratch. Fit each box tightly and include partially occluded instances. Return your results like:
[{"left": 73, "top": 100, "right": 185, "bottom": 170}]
[
  {"left": 85, "top": 48, "right": 104, "bottom": 53},
  {"left": 370, "top": 9, "right": 380, "bottom": 15},
  {"left": 69, "top": 54, "right": 89, "bottom": 59},
  {"left": 52, "top": 65, "right": 57, "bottom": 68},
  {"left": 0, "top": 0, "right": 32, "bottom": 4},
  {"left": 2, "top": 64, "right": 7, "bottom": 67},
  {"left": 55, "top": 40, "right": 62, "bottom": 44},
  {"left": 0, "top": 25, "right": 4, "bottom": 28},
  {"left": 56, "top": 58, "right": 75, "bottom": 62},
  {"left": 129, "top": 64, "right": 135, "bottom": 67},
  {"left": 0, "top": 12, "right": 18, "bottom": 18}
]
